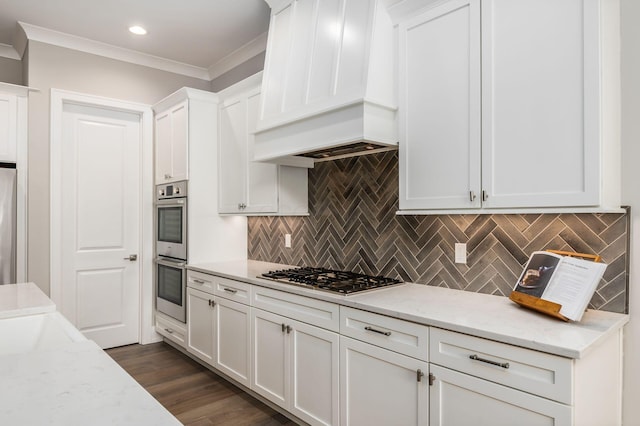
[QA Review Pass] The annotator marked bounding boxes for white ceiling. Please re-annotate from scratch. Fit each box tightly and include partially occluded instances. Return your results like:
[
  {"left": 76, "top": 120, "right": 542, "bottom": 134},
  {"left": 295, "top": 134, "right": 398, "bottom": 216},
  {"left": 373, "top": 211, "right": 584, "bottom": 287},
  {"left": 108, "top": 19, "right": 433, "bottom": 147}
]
[{"left": 0, "top": 0, "right": 271, "bottom": 79}]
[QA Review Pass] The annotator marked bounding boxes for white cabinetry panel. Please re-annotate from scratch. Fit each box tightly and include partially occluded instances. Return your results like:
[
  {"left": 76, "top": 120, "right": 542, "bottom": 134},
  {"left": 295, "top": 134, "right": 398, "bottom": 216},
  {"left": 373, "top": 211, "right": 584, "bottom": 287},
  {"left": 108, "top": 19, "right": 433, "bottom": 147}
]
[
  {"left": 481, "top": 0, "right": 601, "bottom": 208},
  {"left": 399, "top": 0, "right": 481, "bottom": 210},
  {"left": 430, "top": 364, "right": 571, "bottom": 426},
  {"left": 340, "top": 336, "right": 428, "bottom": 426}
]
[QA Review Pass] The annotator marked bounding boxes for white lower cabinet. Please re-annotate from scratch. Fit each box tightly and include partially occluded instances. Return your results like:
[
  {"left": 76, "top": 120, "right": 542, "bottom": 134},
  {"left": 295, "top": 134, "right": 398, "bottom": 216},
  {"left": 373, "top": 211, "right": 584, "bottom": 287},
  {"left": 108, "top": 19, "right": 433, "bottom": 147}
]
[
  {"left": 186, "top": 287, "right": 215, "bottom": 364},
  {"left": 155, "top": 311, "right": 187, "bottom": 349},
  {"left": 340, "top": 336, "right": 429, "bottom": 426},
  {"left": 429, "top": 364, "right": 570, "bottom": 426},
  {"left": 214, "top": 296, "right": 251, "bottom": 387},
  {"left": 251, "top": 308, "right": 340, "bottom": 426}
]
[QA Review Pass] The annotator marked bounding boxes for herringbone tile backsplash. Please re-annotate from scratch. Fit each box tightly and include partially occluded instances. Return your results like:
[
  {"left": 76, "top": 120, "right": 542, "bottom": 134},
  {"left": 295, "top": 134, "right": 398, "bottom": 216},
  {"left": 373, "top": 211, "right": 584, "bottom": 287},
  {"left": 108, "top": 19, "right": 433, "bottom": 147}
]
[{"left": 248, "top": 151, "right": 629, "bottom": 314}]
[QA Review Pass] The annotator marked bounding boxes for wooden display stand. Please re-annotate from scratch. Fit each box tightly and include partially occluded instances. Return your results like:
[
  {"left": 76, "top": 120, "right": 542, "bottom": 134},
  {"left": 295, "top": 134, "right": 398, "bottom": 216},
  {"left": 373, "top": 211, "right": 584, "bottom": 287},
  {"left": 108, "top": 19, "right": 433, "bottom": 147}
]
[{"left": 509, "top": 250, "right": 602, "bottom": 322}]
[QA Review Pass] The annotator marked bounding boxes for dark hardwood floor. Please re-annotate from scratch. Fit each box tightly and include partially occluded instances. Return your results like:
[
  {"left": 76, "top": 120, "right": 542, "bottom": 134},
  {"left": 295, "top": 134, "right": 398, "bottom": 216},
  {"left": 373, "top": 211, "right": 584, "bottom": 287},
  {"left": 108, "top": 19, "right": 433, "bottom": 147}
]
[{"left": 107, "top": 342, "right": 298, "bottom": 426}]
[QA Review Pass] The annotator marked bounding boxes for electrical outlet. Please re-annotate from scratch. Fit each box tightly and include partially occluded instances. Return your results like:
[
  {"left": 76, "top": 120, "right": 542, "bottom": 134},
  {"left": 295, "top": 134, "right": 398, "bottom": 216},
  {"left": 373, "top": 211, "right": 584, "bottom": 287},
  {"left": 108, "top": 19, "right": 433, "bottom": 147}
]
[
  {"left": 285, "top": 234, "right": 292, "bottom": 248},
  {"left": 455, "top": 243, "right": 467, "bottom": 264}
]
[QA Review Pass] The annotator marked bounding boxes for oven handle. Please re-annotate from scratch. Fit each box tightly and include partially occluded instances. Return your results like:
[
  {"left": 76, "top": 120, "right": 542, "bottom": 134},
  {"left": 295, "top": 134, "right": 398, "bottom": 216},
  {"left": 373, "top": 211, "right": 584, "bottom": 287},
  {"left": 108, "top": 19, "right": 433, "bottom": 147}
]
[{"left": 155, "top": 257, "right": 186, "bottom": 268}]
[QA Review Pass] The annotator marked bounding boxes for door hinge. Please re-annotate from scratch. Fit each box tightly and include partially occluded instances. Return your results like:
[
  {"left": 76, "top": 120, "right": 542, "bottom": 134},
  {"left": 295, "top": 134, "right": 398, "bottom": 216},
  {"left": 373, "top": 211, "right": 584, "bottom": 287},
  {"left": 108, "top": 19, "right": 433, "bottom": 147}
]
[{"left": 429, "top": 373, "right": 435, "bottom": 386}]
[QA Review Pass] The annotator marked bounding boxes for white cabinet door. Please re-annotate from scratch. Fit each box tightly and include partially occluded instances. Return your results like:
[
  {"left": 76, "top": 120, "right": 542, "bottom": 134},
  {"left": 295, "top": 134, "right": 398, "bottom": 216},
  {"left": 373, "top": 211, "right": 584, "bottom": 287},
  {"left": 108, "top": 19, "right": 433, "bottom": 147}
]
[
  {"left": 0, "top": 93, "right": 17, "bottom": 162},
  {"left": 218, "top": 97, "right": 248, "bottom": 213},
  {"left": 251, "top": 308, "right": 339, "bottom": 425},
  {"left": 481, "top": 0, "right": 601, "bottom": 208},
  {"left": 155, "top": 100, "right": 188, "bottom": 184},
  {"left": 186, "top": 287, "right": 214, "bottom": 364},
  {"left": 289, "top": 319, "right": 339, "bottom": 426},
  {"left": 430, "top": 364, "right": 571, "bottom": 426},
  {"left": 340, "top": 336, "right": 429, "bottom": 426},
  {"left": 399, "top": 0, "right": 481, "bottom": 210},
  {"left": 245, "top": 91, "right": 278, "bottom": 213},
  {"left": 214, "top": 296, "right": 251, "bottom": 387},
  {"left": 251, "top": 308, "right": 288, "bottom": 408},
  {"left": 218, "top": 89, "right": 277, "bottom": 214}
]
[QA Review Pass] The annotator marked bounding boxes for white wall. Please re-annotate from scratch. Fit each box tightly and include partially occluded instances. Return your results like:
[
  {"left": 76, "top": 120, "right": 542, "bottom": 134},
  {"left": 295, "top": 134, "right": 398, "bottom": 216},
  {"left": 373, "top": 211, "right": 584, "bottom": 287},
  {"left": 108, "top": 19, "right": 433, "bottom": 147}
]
[
  {"left": 25, "top": 40, "right": 212, "bottom": 295},
  {"left": 0, "top": 56, "right": 23, "bottom": 85},
  {"left": 621, "top": 0, "right": 640, "bottom": 424}
]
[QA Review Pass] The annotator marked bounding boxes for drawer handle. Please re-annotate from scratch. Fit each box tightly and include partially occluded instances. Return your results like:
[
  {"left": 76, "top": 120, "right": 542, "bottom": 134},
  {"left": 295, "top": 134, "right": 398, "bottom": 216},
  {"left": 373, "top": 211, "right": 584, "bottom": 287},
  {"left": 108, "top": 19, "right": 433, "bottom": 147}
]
[
  {"left": 164, "top": 328, "right": 174, "bottom": 334},
  {"left": 469, "top": 354, "right": 510, "bottom": 369},
  {"left": 193, "top": 279, "right": 206, "bottom": 284},
  {"left": 223, "top": 288, "right": 238, "bottom": 294},
  {"left": 364, "top": 326, "right": 391, "bottom": 336}
]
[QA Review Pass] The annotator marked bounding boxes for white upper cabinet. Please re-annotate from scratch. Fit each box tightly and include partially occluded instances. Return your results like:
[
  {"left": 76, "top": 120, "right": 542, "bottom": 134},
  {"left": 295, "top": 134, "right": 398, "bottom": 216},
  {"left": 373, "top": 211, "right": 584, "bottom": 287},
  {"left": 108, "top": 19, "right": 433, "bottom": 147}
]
[
  {"left": 254, "top": 0, "right": 397, "bottom": 164},
  {"left": 218, "top": 72, "right": 308, "bottom": 215},
  {"left": 399, "top": 0, "right": 481, "bottom": 210},
  {"left": 154, "top": 100, "right": 188, "bottom": 184},
  {"left": 398, "top": 0, "right": 621, "bottom": 212}
]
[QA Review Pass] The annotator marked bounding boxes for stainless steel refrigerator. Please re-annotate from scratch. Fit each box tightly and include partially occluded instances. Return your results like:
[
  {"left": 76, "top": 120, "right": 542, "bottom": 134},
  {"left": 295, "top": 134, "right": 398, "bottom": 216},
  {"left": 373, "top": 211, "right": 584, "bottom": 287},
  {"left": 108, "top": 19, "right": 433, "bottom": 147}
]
[{"left": 0, "top": 163, "right": 16, "bottom": 284}]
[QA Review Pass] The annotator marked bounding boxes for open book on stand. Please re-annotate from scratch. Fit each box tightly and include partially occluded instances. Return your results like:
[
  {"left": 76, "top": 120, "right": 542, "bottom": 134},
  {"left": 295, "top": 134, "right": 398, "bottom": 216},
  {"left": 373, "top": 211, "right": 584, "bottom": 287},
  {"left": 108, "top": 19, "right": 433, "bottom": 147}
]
[{"left": 511, "top": 251, "right": 607, "bottom": 321}]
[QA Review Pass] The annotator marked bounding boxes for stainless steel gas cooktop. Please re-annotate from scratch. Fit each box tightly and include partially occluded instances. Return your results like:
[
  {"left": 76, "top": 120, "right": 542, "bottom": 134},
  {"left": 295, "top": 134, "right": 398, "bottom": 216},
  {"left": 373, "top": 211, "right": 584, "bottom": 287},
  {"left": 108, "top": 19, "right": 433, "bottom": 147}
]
[{"left": 260, "top": 267, "right": 403, "bottom": 295}]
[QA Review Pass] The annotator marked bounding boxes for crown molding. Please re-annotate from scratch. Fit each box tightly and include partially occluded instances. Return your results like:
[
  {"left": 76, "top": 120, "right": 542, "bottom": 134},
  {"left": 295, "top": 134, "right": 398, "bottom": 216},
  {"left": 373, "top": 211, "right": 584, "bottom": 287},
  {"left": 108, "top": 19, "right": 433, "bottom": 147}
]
[
  {"left": 208, "top": 32, "right": 268, "bottom": 80},
  {"left": 18, "top": 21, "right": 211, "bottom": 80},
  {"left": 0, "top": 43, "right": 20, "bottom": 60}
]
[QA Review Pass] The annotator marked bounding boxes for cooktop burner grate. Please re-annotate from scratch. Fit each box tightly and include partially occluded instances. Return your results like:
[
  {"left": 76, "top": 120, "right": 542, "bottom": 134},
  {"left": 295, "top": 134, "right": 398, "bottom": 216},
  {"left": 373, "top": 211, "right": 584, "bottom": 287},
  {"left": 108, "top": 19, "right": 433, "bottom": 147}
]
[{"left": 260, "top": 267, "right": 402, "bottom": 294}]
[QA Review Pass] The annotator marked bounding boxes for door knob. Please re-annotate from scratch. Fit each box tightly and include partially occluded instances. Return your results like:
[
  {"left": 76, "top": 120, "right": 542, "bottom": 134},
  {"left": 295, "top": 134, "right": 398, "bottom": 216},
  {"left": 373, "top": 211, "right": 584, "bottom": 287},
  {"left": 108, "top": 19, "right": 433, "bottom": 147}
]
[{"left": 124, "top": 254, "right": 138, "bottom": 261}]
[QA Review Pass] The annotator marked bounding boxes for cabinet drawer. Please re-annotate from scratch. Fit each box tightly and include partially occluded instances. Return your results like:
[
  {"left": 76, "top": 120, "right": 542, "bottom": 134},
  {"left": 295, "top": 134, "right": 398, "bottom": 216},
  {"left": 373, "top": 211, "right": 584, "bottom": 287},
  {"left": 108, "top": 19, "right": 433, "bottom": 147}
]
[
  {"left": 340, "top": 307, "right": 429, "bottom": 360},
  {"left": 213, "top": 276, "right": 251, "bottom": 304},
  {"left": 252, "top": 286, "right": 339, "bottom": 332},
  {"left": 155, "top": 312, "right": 187, "bottom": 348},
  {"left": 187, "top": 270, "right": 215, "bottom": 294},
  {"left": 430, "top": 327, "right": 572, "bottom": 404}
]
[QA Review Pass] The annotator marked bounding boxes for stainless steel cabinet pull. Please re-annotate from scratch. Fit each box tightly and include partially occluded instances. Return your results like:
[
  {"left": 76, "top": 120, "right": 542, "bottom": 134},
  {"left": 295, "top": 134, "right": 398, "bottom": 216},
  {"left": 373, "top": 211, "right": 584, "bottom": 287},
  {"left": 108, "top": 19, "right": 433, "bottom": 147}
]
[
  {"left": 223, "top": 288, "right": 238, "bottom": 294},
  {"left": 482, "top": 190, "right": 489, "bottom": 202},
  {"left": 208, "top": 299, "right": 215, "bottom": 307},
  {"left": 164, "top": 328, "right": 174, "bottom": 334},
  {"left": 286, "top": 325, "right": 292, "bottom": 334},
  {"left": 417, "top": 369, "right": 424, "bottom": 382},
  {"left": 364, "top": 326, "right": 391, "bottom": 336},
  {"left": 469, "top": 191, "right": 476, "bottom": 202},
  {"left": 469, "top": 354, "right": 509, "bottom": 369},
  {"left": 124, "top": 254, "right": 138, "bottom": 261},
  {"left": 282, "top": 323, "right": 286, "bottom": 333},
  {"left": 193, "top": 279, "right": 206, "bottom": 284}
]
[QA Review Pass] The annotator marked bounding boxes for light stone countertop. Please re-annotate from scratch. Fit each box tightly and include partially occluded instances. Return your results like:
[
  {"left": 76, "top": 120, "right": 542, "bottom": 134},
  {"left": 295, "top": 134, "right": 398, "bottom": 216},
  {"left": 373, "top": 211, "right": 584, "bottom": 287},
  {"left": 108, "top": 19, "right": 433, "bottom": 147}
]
[
  {"left": 188, "top": 259, "right": 629, "bottom": 359},
  {"left": 0, "top": 283, "right": 180, "bottom": 426},
  {"left": 0, "top": 282, "right": 55, "bottom": 319}
]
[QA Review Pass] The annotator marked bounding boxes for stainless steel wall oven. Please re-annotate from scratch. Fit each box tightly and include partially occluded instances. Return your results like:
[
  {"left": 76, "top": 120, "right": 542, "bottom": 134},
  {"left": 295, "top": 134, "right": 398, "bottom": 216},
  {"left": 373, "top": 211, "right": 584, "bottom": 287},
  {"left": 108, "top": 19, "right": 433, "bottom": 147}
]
[{"left": 155, "top": 180, "right": 187, "bottom": 322}]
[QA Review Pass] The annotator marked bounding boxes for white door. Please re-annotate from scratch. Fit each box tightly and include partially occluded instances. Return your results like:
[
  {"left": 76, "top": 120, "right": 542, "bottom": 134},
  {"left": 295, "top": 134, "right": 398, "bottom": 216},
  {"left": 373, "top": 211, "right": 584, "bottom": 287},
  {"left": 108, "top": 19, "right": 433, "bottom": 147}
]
[
  {"left": 290, "top": 319, "right": 340, "bottom": 426},
  {"left": 251, "top": 308, "right": 288, "bottom": 409},
  {"left": 340, "top": 336, "right": 429, "bottom": 426},
  {"left": 60, "top": 102, "right": 141, "bottom": 349},
  {"left": 398, "top": 0, "right": 482, "bottom": 210},
  {"left": 214, "top": 296, "right": 251, "bottom": 386},
  {"left": 430, "top": 365, "right": 571, "bottom": 425},
  {"left": 186, "top": 287, "right": 215, "bottom": 364}
]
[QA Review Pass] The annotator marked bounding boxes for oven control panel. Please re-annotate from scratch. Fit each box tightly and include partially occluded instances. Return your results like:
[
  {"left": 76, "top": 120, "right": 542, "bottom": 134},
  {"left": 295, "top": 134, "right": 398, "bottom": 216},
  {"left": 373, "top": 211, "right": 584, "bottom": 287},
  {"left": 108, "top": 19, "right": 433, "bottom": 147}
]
[{"left": 157, "top": 180, "right": 187, "bottom": 199}]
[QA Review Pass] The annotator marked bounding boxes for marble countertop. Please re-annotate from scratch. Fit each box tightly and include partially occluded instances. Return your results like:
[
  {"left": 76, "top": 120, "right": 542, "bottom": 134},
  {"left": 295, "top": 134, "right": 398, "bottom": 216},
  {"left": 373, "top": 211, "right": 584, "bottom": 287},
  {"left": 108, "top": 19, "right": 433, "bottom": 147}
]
[
  {"left": 0, "top": 282, "right": 56, "bottom": 319},
  {"left": 0, "top": 283, "right": 180, "bottom": 425},
  {"left": 189, "top": 259, "right": 629, "bottom": 359}
]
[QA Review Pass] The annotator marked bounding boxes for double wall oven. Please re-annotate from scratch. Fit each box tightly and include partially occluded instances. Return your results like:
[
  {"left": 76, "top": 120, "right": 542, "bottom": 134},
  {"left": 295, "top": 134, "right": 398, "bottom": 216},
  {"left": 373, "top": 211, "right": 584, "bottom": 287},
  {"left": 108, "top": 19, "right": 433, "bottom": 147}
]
[{"left": 155, "top": 181, "right": 187, "bottom": 323}]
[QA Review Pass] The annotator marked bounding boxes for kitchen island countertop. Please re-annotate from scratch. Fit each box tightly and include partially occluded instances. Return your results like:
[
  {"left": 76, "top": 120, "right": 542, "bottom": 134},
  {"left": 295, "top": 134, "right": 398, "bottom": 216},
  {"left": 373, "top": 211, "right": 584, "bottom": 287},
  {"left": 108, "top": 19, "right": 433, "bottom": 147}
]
[
  {"left": 189, "top": 259, "right": 629, "bottom": 359},
  {"left": 0, "top": 283, "right": 180, "bottom": 426}
]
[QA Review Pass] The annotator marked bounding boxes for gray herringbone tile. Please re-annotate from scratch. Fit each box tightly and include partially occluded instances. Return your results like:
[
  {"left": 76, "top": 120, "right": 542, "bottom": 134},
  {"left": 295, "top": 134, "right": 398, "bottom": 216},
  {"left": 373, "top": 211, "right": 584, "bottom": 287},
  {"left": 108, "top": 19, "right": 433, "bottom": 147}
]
[{"left": 247, "top": 151, "right": 629, "bottom": 314}]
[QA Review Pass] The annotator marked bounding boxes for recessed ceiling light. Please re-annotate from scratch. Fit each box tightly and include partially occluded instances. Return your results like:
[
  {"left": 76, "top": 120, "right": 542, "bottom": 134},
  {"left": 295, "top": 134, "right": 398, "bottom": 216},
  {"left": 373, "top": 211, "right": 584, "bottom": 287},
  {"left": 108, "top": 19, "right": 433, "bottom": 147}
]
[{"left": 129, "top": 26, "right": 147, "bottom": 35}]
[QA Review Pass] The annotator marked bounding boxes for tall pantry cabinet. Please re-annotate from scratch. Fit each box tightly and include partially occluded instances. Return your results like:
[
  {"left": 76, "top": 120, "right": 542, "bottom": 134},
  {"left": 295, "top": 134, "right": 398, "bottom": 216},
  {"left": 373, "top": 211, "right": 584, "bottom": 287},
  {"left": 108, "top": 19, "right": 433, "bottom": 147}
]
[
  {"left": 152, "top": 88, "right": 247, "bottom": 264},
  {"left": 398, "top": 0, "right": 621, "bottom": 212}
]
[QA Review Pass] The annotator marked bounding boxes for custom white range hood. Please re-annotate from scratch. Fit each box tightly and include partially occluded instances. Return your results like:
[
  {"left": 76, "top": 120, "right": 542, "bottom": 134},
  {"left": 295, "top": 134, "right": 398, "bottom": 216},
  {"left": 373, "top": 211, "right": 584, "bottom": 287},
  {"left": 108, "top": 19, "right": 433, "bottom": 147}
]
[{"left": 254, "top": 0, "right": 397, "bottom": 167}]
